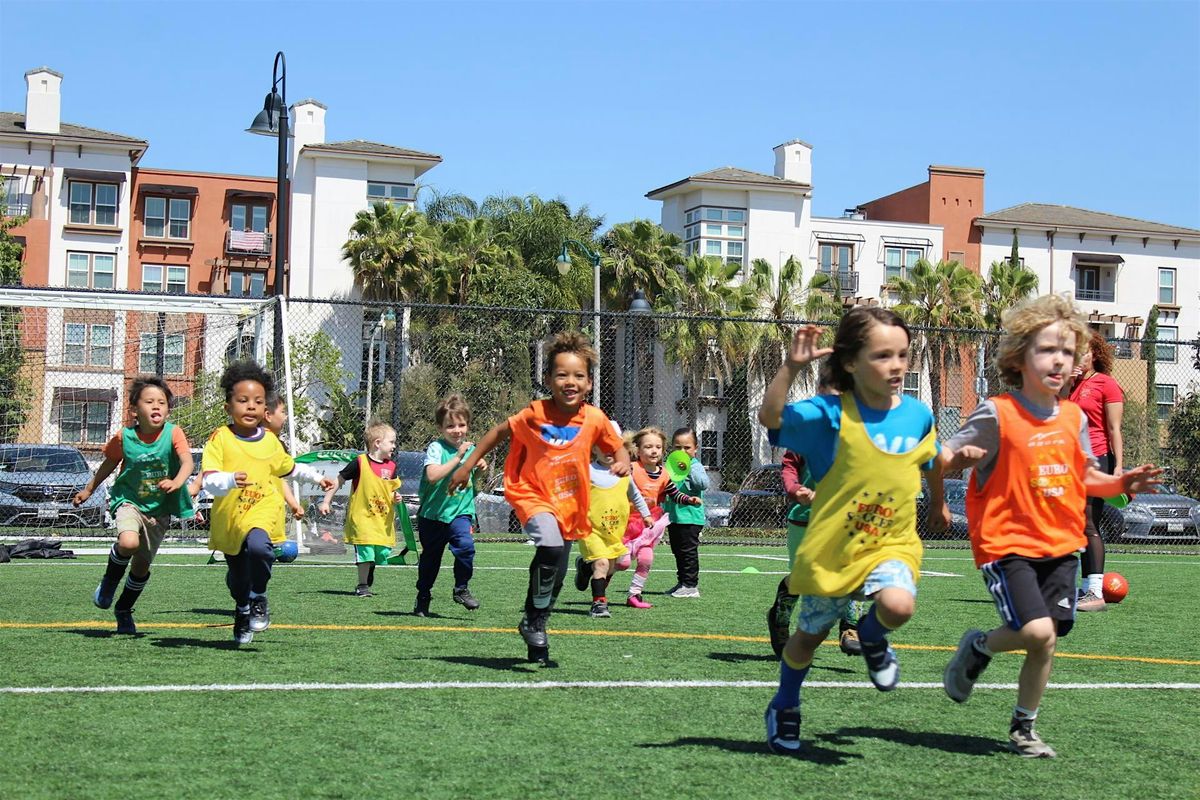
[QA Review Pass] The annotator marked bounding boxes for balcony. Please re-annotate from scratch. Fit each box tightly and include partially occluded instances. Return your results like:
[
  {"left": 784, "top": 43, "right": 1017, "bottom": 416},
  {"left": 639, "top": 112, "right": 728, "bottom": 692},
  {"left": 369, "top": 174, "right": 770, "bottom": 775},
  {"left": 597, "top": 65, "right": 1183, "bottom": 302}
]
[
  {"left": 1075, "top": 287, "right": 1115, "bottom": 303},
  {"left": 225, "top": 229, "right": 272, "bottom": 256},
  {"left": 817, "top": 269, "right": 859, "bottom": 294},
  {"left": 1113, "top": 341, "right": 1134, "bottom": 359}
]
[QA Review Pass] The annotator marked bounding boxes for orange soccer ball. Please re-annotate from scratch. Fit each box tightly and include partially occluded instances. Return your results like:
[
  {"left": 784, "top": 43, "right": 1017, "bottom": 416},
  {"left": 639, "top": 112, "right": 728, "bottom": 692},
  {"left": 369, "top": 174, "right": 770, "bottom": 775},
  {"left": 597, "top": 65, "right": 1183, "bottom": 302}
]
[{"left": 1102, "top": 572, "right": 1129, "bottom": 604}]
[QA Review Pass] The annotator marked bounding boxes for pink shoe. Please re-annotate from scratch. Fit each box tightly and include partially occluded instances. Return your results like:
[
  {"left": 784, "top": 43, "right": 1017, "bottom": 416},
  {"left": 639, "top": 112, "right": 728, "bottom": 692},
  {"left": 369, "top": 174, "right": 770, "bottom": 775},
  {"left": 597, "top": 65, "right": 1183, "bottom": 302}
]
[{"left": 626, "top": 594, "right": 652, "bottom": 609}]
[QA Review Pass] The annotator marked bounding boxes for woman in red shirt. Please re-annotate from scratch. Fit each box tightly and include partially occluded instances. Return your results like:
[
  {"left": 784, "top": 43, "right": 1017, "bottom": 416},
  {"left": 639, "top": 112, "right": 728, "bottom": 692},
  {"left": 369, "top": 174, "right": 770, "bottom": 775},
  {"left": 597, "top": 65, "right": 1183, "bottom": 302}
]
[{"left": 1068, "top": 331, "right": 1124, "bottom": 611}]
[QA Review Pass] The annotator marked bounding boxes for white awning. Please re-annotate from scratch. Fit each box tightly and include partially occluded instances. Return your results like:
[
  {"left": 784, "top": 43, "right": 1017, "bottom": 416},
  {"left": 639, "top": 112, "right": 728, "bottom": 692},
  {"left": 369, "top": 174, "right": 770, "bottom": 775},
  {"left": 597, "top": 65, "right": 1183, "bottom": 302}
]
[{"left": 813, "top": 231, "right": 866, "bottom": 244}]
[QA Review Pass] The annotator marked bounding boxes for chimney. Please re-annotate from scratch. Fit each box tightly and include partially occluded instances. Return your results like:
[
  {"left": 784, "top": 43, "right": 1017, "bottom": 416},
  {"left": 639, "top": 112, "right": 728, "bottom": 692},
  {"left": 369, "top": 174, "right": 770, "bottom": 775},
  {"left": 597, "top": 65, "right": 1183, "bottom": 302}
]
[
  {"left": 772, "top": 139, "right": 812, "bottom": 185},
  {"left": 290, "top": 99, "right": 327, "bottom": 167},
  {"left": 24, "top": 67, "right": 63, "bottom": 134}
]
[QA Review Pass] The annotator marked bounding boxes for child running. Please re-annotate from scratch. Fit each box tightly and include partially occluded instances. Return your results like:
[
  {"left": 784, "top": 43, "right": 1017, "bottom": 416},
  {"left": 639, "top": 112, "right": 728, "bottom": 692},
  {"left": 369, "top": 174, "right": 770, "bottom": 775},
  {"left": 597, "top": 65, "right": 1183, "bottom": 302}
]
[
  {"left": 621, "top": 426, "right": 701, "bottom": 608},
  {"left": 318, "top": 423, "right": 405, "bottom": 598},
  {"left": 941, "top": 295, "right": 1161, "bottom": 758},
  {"left": 414, "top": 394, "right": 485, "bottom": 616},
  {"left": 759, "top": 308, "right": 948, "bottom": 755},
  {"left": 74, "top": 376, "right": 194, "bottom": 634},
  {"left": 201, "top": 361, "right": 334, "bottom": 645},
  {"left": 573, "top": 421, "right": 653, "bottom": 618},
  {"left": 663, "top": 426, "right": 709, "bottom": 598},
  {"left": 449, "top": 331, "right": 628, "bottom": 664},
  {"left": 263, "top": 392, "right": 304, "bottom": 559}
]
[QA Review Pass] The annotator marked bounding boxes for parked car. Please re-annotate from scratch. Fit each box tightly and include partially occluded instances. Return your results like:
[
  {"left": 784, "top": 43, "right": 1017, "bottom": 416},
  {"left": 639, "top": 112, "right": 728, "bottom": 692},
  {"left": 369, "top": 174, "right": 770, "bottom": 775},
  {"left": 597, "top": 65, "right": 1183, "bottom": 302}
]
[
  {"left": 1102, "top": 484, "right": 1200, "bottom": 543},
  {"left": 728, "top": 465, "right": 788, "bottom": 528},
  {"left": 941, "top": 478, "right": 970, "bottom": 539},
  {"left": 704, "top": 490, "right": 733, "bottom": 528},
  {"left": 296, "top": 450, "right": 425, "bottom": 544},
  {"left": 0, "top": 444, "right": 107, "bottom": 528}
]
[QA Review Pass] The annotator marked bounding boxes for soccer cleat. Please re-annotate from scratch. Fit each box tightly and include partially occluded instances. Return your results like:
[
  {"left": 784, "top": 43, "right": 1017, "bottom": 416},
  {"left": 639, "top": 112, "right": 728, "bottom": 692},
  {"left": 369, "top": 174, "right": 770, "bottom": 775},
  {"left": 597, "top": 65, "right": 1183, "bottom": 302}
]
[
  {"left": 355, "top": 585, "right": 374, "bottom": 597},
  {"left": 664, "top": 583, "right": 684, "bottom": 596},
  {"left": 574, "top": 556, "right": 591, "bottom": 592},
  {"left": 589, "top": 600, "right": 611, "bottom": 618},
  {"left": 248, "top": 597, "right": 270, "bottom": 633},
  {"left": 767, "top": 580, "right": 794, "bottom": 658},
  {"left": 860, "top": 639, "right": 900, "bottom": 691},
  {"left": 412, "top": 601, "right": 430, "bottom": 618},
  {"left": 626, "top": 594, "right": 652, "bottom": 609},
  {"left": 518, "top": 611, "right": 549, "bottom": 650},
  {"left": 943, "top": 629, "right": 991, "bottom": 703},
  {"left": 1076, "top": 589, "right": 1107, "bottom": 612},
  {"left": 669, "top": 585, "right": 700, "bottom": 598},
  {"left": 93, "top": 578, "right": 117, "bottom": 610},
  {"left": 453, "top": 587, "right": 481, "bottom": 610},
  {"left": 232, "top": 610, "right": 254, "bottom": 646},
  {"left": 1008, "top": 719, "right": 1056, "bottom": 758},
  {"left": 114, "top": 610, "right": 137, "bottom": 635},
  {"left": 764, "top": 705, "right": 802, "bottom": 755},
  {"left": 839, "top": 627, "right": 862, "bottom": 657}
]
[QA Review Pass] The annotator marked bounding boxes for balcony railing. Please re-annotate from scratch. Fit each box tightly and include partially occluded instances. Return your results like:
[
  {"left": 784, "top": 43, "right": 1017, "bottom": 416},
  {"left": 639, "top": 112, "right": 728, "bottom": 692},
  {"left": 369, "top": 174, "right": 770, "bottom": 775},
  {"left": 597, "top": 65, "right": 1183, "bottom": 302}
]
[
  {"left": 225, "top": 229, "right": 272, "bottom": 256},
  {"left": 817, "top": 269, "right": 859, "bottom": 294},
  {"left": 1075, "top": 287, "right": 1114, "bottom": 302}
]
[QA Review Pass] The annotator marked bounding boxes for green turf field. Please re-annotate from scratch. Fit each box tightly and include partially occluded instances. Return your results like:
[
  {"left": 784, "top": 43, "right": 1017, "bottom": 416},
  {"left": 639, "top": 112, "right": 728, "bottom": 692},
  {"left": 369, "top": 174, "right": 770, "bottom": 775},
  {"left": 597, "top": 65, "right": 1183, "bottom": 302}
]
[{"left": 2, "top": 544, "right": 1198, "bottom": 800}]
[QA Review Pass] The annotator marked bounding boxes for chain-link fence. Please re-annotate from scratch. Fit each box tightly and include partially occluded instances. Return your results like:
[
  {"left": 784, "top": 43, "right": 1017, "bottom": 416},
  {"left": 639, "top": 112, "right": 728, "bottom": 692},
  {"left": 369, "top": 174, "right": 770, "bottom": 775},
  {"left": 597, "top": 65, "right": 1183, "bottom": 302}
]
[{"left": 1, "top": 286, "right": 1197, "bottom": 553}]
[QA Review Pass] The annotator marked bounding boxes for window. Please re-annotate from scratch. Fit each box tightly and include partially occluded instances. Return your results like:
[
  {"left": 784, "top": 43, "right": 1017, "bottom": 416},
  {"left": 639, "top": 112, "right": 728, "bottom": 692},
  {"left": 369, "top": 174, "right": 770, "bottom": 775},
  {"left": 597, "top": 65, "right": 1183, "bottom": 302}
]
[
  {"left": 684, "top": 209, "right": 700, "bottom": 225},
  {"left": 885, "top": 247, "right": 922, "bottom": 282},
  {"left": 2, "top": 176, "right": 29, "bottom": 216},
  {"left": 144, "top": 197, "right": 187, "bottom": 238},
  {"left": 705, "top": 240, "right": 722, "bottom": 256},
  {"left": 228, "top": 270, "right": 265, "bottom": 298},
  {"left": 683, "top": 241, "right": 696, "bottom": 257},
  {"left": 141, "top": 264, "right": 187, "bottom": 294},
  {"left": 819, "top": 244, "right": 853, "bottom": 273},
  {"left": 903, "top": 372, "right": 920, "bottom": 399},
  {"left": 726, "top": 241, "right": 743, "bottom": 266},
  {"left": 231, "top": 203, "right": 269, "bottom": 233},
  {"left": 139, "top": 333, "right": 185, "bottom": 375},
  {"left": 366, "top": 182, "right": 411, "bottom": 209},
  {"left": 69, "top": 180, "right": 118, "bottom": 226},
  {"left": 1158, "top": 268, "right": 1176, "bottom": 304},
  {"left": 63, "top": 322, "right": 113, "bottom": 367},
  {"left": 706, "top": 223, "right": 723, "bottom": 236},
  {"left": 726, "top": 209, "right": 745, "bottom": 222},
  {"left": 1155, "top": 326, "right": 1177, "bottom": 363},
  {"left": 66, "top": 252, "right": 115, "bottom": 289},
  {"left": 59, "top": 400, "right": 110, "bottom": 445},
  {"left": 684, "top": 223, "right": 700, "bottom": 241},
  {"left": 726, "top": 225, "right": 744, "bottom": 237},
  {"left": 699, "top": 430, "right": 723, "bottom": 467},
  {"left": 705, "top": 208, "right": 724, "bottom": 221},
  {"left": 1155, "top": 384, "right": 1177, "bottom": 421}
]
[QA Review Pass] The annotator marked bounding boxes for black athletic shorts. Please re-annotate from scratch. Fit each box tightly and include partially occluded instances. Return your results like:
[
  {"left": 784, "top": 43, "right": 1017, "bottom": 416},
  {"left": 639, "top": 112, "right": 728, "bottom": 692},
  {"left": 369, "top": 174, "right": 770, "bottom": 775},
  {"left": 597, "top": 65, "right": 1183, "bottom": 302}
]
[{"left": 981, "top": 554, "right": 1079, "bottom": 637}]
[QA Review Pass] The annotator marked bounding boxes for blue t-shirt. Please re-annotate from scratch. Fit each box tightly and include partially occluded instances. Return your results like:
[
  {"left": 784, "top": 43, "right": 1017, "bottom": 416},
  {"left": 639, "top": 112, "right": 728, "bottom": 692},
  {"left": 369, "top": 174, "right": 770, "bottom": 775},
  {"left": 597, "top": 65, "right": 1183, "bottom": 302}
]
[{"left": 767, "top": 394, "right": 939, "bottom": 482}]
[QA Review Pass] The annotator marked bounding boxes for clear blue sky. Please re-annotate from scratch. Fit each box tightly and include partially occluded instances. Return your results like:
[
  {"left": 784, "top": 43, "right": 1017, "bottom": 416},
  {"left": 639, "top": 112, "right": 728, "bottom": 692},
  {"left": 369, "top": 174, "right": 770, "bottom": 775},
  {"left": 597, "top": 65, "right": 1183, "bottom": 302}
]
[{"left": 2, "top": 1, "right": 1197, "bottom": 229}]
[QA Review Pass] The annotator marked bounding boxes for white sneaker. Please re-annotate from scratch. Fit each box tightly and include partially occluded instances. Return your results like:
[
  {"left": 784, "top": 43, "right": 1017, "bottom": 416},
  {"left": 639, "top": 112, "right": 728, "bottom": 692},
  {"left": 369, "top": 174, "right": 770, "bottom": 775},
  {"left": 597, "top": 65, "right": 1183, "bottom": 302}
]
[{"left": 669, "top": 585, "right": 700, "bottom": 598}]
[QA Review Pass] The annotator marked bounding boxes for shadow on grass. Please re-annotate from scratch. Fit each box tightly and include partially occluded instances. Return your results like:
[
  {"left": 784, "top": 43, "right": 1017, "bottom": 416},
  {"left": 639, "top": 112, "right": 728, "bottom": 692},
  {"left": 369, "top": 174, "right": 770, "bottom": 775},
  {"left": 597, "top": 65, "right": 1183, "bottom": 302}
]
[
  {"left": 60, "top": 628, "right": 144, "bottom": 640},
  {"left": 373, "top": 610, "right": 463, "bottom": 620},
  {"left": 150, "top": 636, "right": 251, "bottom": 652},
  {"left": 638, "top": 737, "right": 858, "bottom": 765},
  {"left": 945, "top": 598, "right": 996, "bottom": 605},
  {"left": 817, "top": 726, "right": 1006, "bottom": 756},
  {"left": 152, "top": 608, "right": 234, "bottom": 617},
  {"left": 430, "top": 655, "right": 537, "bottom": 672},
  {"left": 708, "top": 651, "right": 777, "bottom": 664},
  {"left": 296, "top": 589, "right": 360, "bottom": 597}
]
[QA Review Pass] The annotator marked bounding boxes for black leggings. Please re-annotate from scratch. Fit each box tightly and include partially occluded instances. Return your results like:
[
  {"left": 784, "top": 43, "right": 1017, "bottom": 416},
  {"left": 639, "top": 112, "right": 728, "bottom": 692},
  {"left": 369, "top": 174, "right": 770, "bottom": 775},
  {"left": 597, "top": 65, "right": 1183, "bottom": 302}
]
[{"left": 1082, "top": 452, "right": 1115, "bottom": 575}]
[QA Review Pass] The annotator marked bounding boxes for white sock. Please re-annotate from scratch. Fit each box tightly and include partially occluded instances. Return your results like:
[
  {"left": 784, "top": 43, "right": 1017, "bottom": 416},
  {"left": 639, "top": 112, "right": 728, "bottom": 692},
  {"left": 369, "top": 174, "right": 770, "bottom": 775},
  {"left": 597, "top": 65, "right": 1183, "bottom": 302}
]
[{"left": 1086, "top": 574, "right": 1103, "bottom": 595}]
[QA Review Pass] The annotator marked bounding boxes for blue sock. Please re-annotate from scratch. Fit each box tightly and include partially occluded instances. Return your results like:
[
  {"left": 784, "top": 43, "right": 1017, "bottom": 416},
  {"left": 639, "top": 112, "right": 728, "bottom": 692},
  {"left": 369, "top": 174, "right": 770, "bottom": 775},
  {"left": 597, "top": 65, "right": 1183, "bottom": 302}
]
[
  {"left": 770, "top": 658, "right": 810, "bottom": 710},
  {"left": 857, "top": 604, "right": 890, "bottom": 645}
]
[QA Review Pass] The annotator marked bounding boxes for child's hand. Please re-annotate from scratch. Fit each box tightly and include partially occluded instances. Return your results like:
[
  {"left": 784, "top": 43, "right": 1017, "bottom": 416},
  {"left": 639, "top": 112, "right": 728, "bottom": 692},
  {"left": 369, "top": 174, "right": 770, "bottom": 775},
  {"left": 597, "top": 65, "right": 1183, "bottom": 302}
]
[
  {"left": 477, "top": 459, "right": 489, "bottom": 473},
  {"left": 72, "top": 488, "right": 91, "bottom": 507},
  {"left": 688, "top": 495, "right": 702, "bottom": 506},
  {"left": 318, "top": 502, "right": 331, "bottom": 516},
  {"left": 927, "top": 501, "right": 950, "bottom": 534},
  {"left": 947, "top": 445, "right": 988, "bottom": 471},
  {"left": 317, "top": 477, "right": 336, "bottom": 492},
  {"left": 786, "top": 325, "right": 833, "bottom": 368},
  {"left": 448, "top": 466, "right": 471, "bottom": 494},
  {"left": 157, "top": 478, "right": 181, "bottom": 493},
  {"left": 791, "top": 486, "right": 815, "bottom": 505},
  {"left": 1122, "top": 464, "right": 1164, "bottom": 494},
  {"left": 194, "top": 510, "right": 205, "bottom": 526},
  {"left": 642, "top": 516, "right": 654, "bottom": 528},
  {"left": 608, "top": 461, "right": 630, "bottom": 477},
  {"left": 289, "top": 503, "right": 305, "bottom": 520},
  {"left": 457, "top": 441, "right": 474, "bottom": 457},
  {"left": 233, "top": 472, "right": 250, "bottom": 488},
  {"left": 392, "top": 490, "right": 404, "bottom": 504}
]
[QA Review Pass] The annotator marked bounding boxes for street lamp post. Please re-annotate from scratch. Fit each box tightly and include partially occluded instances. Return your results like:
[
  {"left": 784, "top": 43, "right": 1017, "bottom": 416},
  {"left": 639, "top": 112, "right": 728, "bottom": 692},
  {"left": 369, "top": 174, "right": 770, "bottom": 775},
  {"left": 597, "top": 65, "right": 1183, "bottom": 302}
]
[
  {"left": 624, "top": 289, "right": 653, "bottom": 428},
  {"left": 556, "top": 239, "right": 603, "bottom": 397},
  {"left": 246, "top": 51, "right": 289, "bottom": 375}
]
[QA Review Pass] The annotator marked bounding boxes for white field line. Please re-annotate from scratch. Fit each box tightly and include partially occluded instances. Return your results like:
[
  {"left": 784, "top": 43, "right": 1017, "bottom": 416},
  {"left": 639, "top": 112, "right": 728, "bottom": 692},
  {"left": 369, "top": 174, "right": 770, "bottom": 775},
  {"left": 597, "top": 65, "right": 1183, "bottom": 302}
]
[{"left": 2, "top": 679, "right": 1198, "bottom": 696}]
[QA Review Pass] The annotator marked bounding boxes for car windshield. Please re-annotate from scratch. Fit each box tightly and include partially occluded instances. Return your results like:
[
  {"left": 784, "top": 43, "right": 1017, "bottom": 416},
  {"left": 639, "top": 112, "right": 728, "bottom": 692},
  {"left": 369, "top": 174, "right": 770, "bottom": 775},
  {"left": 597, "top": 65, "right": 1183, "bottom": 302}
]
[{"left": 0, "top": 447, "right": 88, "bottom": 473}]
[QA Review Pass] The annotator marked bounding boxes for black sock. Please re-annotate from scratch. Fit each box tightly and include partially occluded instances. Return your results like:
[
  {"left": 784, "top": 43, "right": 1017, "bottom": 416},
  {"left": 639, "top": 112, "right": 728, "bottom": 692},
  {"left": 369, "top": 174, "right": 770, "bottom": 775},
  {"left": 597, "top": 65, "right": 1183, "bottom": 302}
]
[
  {"left": 591, "top": 577, "right": 607, "bottom": 601},
  {"left": 115, "top": 571, "right": 149, "bottom": 612},
  {"left": 104, "top": 544, "right": 130, "bottom": 584},
  {"left": 368, "top": 563, "right": 376, "bottom": 587}
]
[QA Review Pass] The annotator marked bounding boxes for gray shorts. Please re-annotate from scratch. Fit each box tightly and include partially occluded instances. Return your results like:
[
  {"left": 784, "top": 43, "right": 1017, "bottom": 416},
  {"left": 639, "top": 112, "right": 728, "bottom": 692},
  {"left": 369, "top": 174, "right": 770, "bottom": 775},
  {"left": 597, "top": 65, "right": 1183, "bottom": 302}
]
[
  {"left": 524, "top": 512, "right": 565, "bottom": 548},
  {"left": 113, "top": 504, "right": 170, "bottom": 562}
]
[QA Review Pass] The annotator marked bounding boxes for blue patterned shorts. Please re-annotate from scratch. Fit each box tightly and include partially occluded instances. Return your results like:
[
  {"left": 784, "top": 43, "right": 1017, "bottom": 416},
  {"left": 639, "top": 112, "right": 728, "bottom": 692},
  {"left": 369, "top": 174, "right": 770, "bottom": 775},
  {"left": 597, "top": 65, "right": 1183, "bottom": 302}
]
[{"left": 795, "top": 559, "right": 917, "bottom": 635}]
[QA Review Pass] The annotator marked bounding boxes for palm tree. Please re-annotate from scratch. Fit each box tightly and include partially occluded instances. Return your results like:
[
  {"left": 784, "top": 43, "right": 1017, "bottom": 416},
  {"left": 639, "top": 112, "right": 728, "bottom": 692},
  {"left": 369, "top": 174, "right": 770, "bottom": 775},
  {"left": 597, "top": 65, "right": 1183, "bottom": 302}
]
[
  {"left": 659, "top": 255, "right": 759, "bottom": 427},
  {"left": 887, "top": 258, "right": 984, "bottom": 420},
  {"left": 981, "top": 259, "right": 1039, "bottom": 329},
  {"left": 422, "top": 190, "right": 479, "bottom": 225},
  {"left": 430, "top": 217, "right": 518, "bottom": 307},
  {"left": 342, "top": 203, "right": 436, "bottom": 302},
  {"left": 598, "top": 219, "right": 685, "bottom": 307}
]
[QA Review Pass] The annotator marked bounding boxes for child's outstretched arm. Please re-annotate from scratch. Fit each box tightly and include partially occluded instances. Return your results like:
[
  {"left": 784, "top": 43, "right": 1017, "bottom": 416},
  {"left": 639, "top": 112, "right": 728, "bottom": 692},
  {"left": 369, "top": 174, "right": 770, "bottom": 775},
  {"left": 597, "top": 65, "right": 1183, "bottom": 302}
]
[
  {"left": 73, "top": 456, "right": 121, "bottom": 507},
  {"left": 450, "top": 421, "right": 510, "bottom": 493},
  {"left": 318, "top": 476, "right": 346, "bottom": 516},
  {"left": 287, "top": 463, "right": 336, "bottom": 492},
  {"left": 759, "top": 325, "right": 831, "bottom": 427},
  {"left": 1085, "top": 463, "right": 1163, "bottom": 498},
  {"left": 922, "top": 455, "right": 949, "bottom": 534},
  {"left": 282, "top": 480, "right": 304, "bottom": 519},
  {"left": 607, "top": 442, "right": 631, "bottom": 477}
]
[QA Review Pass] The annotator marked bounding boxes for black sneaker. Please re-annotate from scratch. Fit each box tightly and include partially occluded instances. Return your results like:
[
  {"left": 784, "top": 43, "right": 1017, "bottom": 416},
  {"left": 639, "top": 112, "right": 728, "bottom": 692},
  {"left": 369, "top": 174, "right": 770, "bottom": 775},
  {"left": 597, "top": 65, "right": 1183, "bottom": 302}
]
[
  {"left": 453, "top": 587, "right": 481, "bottom": 610},
  {"left": 764, "top": 704, "right": 802, "bottom": 755},
  {"left": 518, "top": 611, "right": 549, "bottom": 649},
  {"left": 93, "top": 578, "right": 118, "bottom": 610},
  {"left": 589, "top": 600, "right": 611, "bottom": 618},
  {"left": 943, "top": 629, "right": 991, "bottom": 703},
  {"left": 115, "top": 610, "right": 137, "bottom": 635},
  {"left": 233, "top": 610, "right": 254, "bottom": 646},
  {"left": 861, "top": 638, "right": 900, "bottom": 691},
  {"left": 767, "top": 578, "right": 794, "bottom": 658},
  {"left": 248, "top": 597, "right": 270, "bottom": 633},
  {"left": 355, "top": 585, "right": 374, "bottom": 597},
  {"left": 574, "top": 556, "right": 591, "bottom": 592}
]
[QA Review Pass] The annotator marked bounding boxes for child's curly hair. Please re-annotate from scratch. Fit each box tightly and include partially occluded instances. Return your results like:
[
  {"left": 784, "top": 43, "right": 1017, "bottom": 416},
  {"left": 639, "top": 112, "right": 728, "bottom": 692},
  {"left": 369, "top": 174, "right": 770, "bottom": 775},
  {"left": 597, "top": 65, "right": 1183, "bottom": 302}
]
[
  {"left": 219, "top": 361, "right": 274, "bottom": 401},
  {"left": 129, "top": 375, "right": 173, "bottom": 405},
  {"left": 995, "top": 294, "right": 1090, "bottom": 387},
  {"left": 544, "top": 331, "right": 597, "bottom": 378}
]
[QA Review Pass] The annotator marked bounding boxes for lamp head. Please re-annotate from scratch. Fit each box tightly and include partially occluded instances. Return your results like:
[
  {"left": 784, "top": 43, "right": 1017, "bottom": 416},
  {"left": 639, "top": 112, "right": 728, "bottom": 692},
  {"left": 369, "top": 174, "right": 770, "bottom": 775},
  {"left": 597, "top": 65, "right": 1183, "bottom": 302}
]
[
  {"left": 629, "top": 289, "right": 652, "bottom": 313},
  {"left": 246, "top": 90, "right": 287, "bottom": 136},
  {"left": 555, "top": 246, "right": 572, "bottom": 276}
]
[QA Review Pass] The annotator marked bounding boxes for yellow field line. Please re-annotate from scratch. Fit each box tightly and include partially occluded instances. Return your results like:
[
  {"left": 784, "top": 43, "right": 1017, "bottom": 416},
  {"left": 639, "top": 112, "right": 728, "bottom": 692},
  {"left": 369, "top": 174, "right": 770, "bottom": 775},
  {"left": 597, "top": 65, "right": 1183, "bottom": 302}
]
[{"left": 3, "top": 620, "right": 1198, "bottom": 666}]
